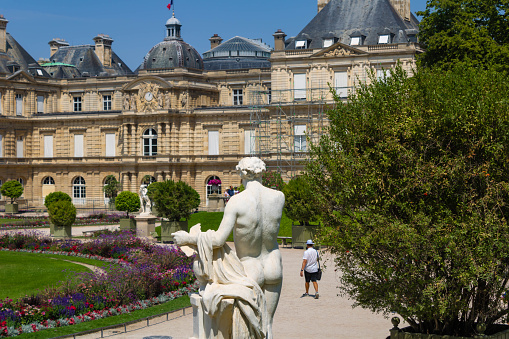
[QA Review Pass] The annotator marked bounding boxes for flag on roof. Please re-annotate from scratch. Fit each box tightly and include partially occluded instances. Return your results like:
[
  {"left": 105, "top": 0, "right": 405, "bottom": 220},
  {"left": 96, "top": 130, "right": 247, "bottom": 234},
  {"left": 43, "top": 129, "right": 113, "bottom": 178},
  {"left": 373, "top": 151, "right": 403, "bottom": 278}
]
[{"left": 167, "top": 0, "right": 173, "bottom": 10}]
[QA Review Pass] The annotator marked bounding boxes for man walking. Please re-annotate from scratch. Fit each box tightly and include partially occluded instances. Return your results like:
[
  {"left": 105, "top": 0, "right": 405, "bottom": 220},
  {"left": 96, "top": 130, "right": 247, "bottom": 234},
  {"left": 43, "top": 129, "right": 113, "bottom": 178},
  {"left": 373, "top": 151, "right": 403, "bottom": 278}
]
[{"left": 300, "top": 239, "right": 319, "bottom": 299}]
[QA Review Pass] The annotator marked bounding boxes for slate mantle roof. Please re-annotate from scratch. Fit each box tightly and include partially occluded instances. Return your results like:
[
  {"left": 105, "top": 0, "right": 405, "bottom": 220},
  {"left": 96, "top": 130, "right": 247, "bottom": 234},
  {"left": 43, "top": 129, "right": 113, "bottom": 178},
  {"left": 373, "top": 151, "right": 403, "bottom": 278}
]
[
  {"left": 285, "top": 0, "right": 419, "bottom": 50},
  {"left": 0, "top": 33, "right": 50, "bottom": 77}
]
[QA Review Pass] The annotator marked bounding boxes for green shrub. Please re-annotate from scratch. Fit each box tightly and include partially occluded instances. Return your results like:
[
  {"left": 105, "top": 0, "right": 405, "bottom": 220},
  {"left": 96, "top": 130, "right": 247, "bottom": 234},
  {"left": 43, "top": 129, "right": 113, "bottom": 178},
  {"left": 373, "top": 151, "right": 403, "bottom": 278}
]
[
  {"left": 148, "top": 180, "right": 200, "bottom": 221},
  {"left": 48, "top": 200, "right": 76, "bottom": 227},
  {"left": 102, "top": 175, "right": 121, "bottom": 206},
  {"left": 44, "top": 191, "right": 72, "bottom": 209},
  {"left": 115, "top": 191, "right": 140, "bottom": 218},
  {"left": 0, "top": 180, "right": 23, "bottom": 203},
  {"left": 282, "top": 176, "right": 320, "bottom": 225},
  {"left": 262, "top": 171, "right": 285, "bottom": 190}
]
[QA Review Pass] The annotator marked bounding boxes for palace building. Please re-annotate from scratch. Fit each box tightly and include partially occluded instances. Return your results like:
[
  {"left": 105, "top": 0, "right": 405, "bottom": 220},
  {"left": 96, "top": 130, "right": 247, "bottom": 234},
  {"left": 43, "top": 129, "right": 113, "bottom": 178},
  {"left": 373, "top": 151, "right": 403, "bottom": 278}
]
[{"left": 0, "top": 0, "right": 422, "bottom": 210}]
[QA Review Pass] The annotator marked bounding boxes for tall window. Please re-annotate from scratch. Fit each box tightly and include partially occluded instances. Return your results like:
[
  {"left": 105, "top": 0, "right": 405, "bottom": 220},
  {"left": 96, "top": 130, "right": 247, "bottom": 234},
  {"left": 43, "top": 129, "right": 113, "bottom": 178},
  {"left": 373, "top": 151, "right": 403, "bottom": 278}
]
[
  {"left": 15, "top": 94, "right": 23, "bottom": 116},
  {"left": 44, "top": 135, "right": 53, "bottom": 158},
  {"left": 267, "top": 88, "right": 271, "bottom": 104},
  {"left": 103, "top": 95, "right": 112, "bottom": 111},
  {"left": 208, "top": 130, "right": 219, "bottom": 155},
  {"left": 294, "top": 125, "right": 307, "bottom": 152},
  {"left": 73, "top": 176, "right": 86, "bottom": 205},
  {"left": 0, "top": 92, "right": 3, "bottom": 114},
  {"left": 17, "top": 178, "right": 24, "bottom": 197},
  {"left": 37, "top": 96, "right": 44, "bottom": 113},
  {"left": 42, "top": 176, "right": 55, "bottom": 200},
  {"left": 143, "top": 129, "right": 158, "bottom": 156},
  {"left": 105, "top": 133, "right": 116, "bottom": 157},
  {"left": 233, "top": 89, "right": 243, "bottom": 106},
  {"left": 294, "top": 74, "right": 306, "bottom": 100},
  {"left": 244, "top": 130, "right": 256, "bottom": 155},
  {"left": 74, "top": 134, "right": 84, "bottom": 157},
  {"left": 377, "top": 69, "right": 391, "bottom": 81},
  {"left": 0, "top": 134, "right": 3, "bottom": 158},
  {"left": 16, "top": 136, "right": 24, "bottom": 158},
  {"left": 206, "top": 175, "right": 222, "bottom": 206},
  {"left": 334, "top": 71, "right": 348, "bottom": 98},
  {"left": 73, "top": 97, "right": 82, "bottom": 112}
]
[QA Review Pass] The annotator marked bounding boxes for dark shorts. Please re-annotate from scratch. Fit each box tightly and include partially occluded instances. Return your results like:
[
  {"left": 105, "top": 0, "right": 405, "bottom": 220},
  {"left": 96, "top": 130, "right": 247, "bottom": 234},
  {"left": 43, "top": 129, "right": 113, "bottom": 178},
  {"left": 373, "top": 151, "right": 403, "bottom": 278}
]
[{"left": 304, "top": 270, "right": 319, "bottom": 283}]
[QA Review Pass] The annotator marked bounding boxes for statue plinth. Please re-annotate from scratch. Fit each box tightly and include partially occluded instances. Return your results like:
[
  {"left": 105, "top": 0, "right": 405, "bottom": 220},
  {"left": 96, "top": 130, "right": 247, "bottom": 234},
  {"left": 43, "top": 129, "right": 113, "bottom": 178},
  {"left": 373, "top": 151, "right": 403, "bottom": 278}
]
[
  {"left": 190, "top": 293, "right": 234, "bottom": 339},
  {"left": 207, "top": 194, "right": 226, "bottom": 212},
  {"left": 135, "top": 214, "right": 157, "bottom": 240}
]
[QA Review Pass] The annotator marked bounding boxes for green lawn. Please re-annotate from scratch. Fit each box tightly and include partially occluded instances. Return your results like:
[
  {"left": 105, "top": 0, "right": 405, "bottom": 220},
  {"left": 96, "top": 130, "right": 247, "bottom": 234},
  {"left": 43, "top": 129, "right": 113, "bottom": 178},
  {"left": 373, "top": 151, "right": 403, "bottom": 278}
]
[
  {"left": 15, "top": 295, "right": 191, "bottom": 339},
  {"left": 156, "top": 211, "right": 294, "bottom": 241},
  {"left": 0, "top": 252, "right": 93, "bottom": 300}
]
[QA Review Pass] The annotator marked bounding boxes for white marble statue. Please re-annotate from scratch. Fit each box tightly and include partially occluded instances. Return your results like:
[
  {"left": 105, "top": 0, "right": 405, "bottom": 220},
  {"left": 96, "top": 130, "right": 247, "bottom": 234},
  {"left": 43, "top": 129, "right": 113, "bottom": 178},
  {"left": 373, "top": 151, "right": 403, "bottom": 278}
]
[
  {"left": 173, "top": 157, "right": 284, "bottom": 339},
  {"left": 139, "top": 184, "right": 152, "bottom": 216}
]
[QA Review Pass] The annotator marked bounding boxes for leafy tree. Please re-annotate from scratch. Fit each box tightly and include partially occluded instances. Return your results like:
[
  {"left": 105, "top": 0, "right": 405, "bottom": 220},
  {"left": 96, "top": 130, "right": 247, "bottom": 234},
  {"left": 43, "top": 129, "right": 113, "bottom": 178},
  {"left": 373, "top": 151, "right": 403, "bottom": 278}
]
[
  {"left": 282, "top": 176, "right": 320, "bottom": 225},
  {"left": 262, "top": 171, "right": 285, "bottom": 190},
  {"left": 47, "top": 200, "right": 76, "bottom": 227},
  {"left": 102, "top": 175, "right": 121, "bottom": 206},
  {"left": 0, "top": 180, "right": 23, "bottom": 203},
  {"left": 44, "top": 191, "right": 72, "bottom": 209},
  {"left": 115, "top": 191, "right": 141, "bottom": 218},
  {"left": 148, "top": 180, "right": 200, "bottom": 221},
  {"left": 307, "top": 65, "right": 509, "bottom": 336},
  {"left": 418, "top": 0, "right": 509, "bottom": 71}
]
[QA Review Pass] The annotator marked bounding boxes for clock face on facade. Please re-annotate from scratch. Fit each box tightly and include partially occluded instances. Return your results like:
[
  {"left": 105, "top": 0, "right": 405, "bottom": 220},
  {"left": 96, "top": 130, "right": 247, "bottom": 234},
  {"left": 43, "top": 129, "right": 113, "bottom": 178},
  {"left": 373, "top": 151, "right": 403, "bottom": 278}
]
[{"left": 145, "top": 92, "right": 154, "bottom": 102}]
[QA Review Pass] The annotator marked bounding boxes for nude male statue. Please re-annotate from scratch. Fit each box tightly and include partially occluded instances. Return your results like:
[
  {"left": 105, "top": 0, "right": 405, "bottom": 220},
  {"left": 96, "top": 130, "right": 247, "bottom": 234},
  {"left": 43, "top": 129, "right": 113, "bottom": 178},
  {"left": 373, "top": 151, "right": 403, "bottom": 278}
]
[
  {"left": 139, "top": 184, "right": 152, "bottom": 215},
  {"left": 172, "top": 157, "right": 284, "bottom": 339}
]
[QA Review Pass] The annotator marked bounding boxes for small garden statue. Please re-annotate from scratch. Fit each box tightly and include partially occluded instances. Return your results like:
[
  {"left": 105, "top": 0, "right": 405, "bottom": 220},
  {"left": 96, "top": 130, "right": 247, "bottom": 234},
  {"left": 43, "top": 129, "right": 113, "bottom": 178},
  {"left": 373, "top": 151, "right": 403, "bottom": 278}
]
[{"left": 139, "top": 184, "right": 152, "bottom": 216}]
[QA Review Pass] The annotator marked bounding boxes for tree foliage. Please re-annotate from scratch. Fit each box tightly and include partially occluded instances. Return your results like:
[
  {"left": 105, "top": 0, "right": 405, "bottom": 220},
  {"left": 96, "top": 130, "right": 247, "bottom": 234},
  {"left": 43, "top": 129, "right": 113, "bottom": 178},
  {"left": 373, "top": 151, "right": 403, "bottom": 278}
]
[
  {"left": 115, "top": 191, "right": 141, "bottom": 217},
  {"left": 0, "top": 181, "right": 24, "bottom": 203},
  {"left": 102, "top": 175, "right": 121, "bottom": 201},
  {"left": 262, "top": 171, "right": 285, "bottom": 190},
  {"left": 148, "top": 180, "right": 200, "bottom": 221},
  {"left": 307, "top": 65, "right": 509, "bottom": 336},
  {"left": 47, "top": 200, "right": 76, "bottom": 227},
  {"left": 282, "top": 176, "right": 320, "bottom": 225},
  {"left": 44, "top": 191, "right": 72, "bottom": 209},
  {"left": 418, "top": 0, "right": 509, "bottom": 71}
]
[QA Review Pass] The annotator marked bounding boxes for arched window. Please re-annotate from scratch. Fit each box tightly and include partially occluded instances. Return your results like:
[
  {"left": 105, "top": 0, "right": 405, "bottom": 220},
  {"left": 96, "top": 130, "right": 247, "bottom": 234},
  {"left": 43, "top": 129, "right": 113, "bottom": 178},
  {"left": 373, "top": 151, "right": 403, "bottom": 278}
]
[
  {"left": 142, "top": 176, "right": 157, "bottom": 185},
  {"left": 206, "top": 176, "right": 222, "bottom": 206},
  {"left": 73, "top": 176, "right": 86, "bottom": 205},
  {"left": 43, "top": 177, "right": 55, "bottom": 185},
  {"left": 143, "top": 128, "right": 158, "bottom": 156},
  {"left": 17, "top": 178, "right": 24, "bottom": 198}
]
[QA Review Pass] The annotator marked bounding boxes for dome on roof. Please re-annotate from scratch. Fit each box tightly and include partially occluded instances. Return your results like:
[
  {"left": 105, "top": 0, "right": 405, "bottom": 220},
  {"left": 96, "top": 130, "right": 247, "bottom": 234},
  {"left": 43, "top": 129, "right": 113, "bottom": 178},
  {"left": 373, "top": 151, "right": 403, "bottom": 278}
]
[{"left": 166, "top": 16, "right": 181, "bottom": 26}]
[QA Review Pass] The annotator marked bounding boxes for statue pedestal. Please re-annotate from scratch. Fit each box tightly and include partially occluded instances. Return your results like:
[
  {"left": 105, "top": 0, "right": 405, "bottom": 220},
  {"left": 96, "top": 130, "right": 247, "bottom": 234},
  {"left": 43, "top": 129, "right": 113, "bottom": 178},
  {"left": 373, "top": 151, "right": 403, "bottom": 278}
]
[
  {"left": 135, "top": 214, "right": 157, "bottom": 239},
  {"left": 190, "top": 293, "right": 234, "bottom": 339},
  {"left": 207, "top": 194, "right": 226, "bottom": 212}
]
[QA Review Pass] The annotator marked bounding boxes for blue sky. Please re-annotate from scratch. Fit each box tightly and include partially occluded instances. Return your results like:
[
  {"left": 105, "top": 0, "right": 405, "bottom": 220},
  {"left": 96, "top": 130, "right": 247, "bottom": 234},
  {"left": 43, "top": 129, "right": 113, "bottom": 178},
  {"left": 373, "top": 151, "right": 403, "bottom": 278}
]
[{"left": 1, "top": 0, "right": 428, "bottom": 71}]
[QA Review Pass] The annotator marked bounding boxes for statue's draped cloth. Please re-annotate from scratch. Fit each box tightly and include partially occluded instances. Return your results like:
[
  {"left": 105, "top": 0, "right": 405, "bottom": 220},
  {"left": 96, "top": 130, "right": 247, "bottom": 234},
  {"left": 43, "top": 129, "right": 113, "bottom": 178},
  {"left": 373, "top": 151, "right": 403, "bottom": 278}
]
[{"left": 196, "top": 230, "right": 267, "bottom": 339}]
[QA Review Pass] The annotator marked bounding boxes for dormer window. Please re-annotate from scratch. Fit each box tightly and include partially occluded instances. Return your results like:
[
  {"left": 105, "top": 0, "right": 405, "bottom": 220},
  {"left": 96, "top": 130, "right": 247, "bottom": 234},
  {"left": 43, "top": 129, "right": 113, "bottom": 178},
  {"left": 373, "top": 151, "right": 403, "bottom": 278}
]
[
  {"left": 378, "top": 34, "right": 390, "bottom": 44},
  {"left": 295, "top": 40, "right": 307, "bottom": 49},
  {"left": 323, "top": 38, "right": 334, "bottom": 48},
  {"left": 350, "top": 37, "right": 361, "bottom": 46}
]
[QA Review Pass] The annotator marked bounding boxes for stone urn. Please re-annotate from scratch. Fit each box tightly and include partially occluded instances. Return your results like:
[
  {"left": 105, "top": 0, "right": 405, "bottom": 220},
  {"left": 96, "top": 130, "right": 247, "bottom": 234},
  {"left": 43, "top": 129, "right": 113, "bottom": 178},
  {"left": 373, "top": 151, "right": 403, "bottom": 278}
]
[
  {"left": 161, "top": 220, "right": 188, "bottom": 243},
  {"left": 5, "top": 203, "right": 18, "bottom": 214},
  {"left": 53, "top": 225, "right": 72, "bottom": 239}
]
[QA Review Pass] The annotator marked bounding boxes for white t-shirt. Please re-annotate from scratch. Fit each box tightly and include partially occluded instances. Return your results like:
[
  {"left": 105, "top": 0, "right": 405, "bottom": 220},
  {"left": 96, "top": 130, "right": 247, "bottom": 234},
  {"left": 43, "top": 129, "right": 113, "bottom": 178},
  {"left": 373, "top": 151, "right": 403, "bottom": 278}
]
[{"left": 303, "top": 247, "right": 319, "bottom": 273}]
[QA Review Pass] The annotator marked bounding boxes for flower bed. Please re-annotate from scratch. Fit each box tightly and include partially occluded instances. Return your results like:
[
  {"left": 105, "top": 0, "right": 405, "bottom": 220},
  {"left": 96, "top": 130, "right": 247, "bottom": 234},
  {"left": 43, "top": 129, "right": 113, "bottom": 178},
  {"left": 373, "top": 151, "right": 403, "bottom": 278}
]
[
  {"left": 0, "top": 212, "right": 128, "bottom": 230},
  {"left": 0, "top": 230, "right": 196, "bottom": 337}
]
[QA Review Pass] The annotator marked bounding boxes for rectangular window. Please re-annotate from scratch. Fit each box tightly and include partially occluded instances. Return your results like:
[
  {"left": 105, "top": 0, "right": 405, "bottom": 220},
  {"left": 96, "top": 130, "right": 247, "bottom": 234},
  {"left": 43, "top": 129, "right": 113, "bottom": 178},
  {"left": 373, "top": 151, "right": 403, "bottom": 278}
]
[
  {"left": 267, "top": 88, "right": 271, "bottom": 104},
  {"left": 208, "top": 130, "right": 219, "bottom": 156},
  {"left": 378, "top": 34, "right": 390, "bottom": 44},
  {"left": 16, "top": 94, "right": 23, "bottom": 116},
  {"left": 44, "top": 135, "right": 53, "bottom": 158},
  {"left": 233, "top": 89, "right": 243, "bottom": 106},
  {"left": 244, "top": 130, "right": 256, "bottom": 155},
  {"left": 350, "top": 37, "right": 361, "bottom": 46},
  {"left": 0, "top": 134, "right": 2, "bottom": 157},
  {"left": 74, "top": 134, "right": 84, "bottom": 157},
  {"left": 334, "top": 71, "right": 348, "bottom": 98},
  {"left": 295, "top": 40, "right": 307, "bottom": 49},
  {"left": 294, "top": 125, "right": 307, "bottom": 152},
  {"left": 103, "top": 95, "right": 112, "bottom": 111},
  {"left": 0, "top": 92, "right": 3, "bottom": 114},
  {"left": 73, "top": 97, "right": 82, "bottom": 112},
  {"left": 377, "top": 69, "right": 391, "bottom": 81},
  {"left": 16, "top": 136, "right": 24, "bottom": 158},
  {"left": 323, "top": 39, "right": 334, "bottom": 48},
  {"left": 294, "top": 73, "right": 306, "bottom": 100},
  {"left": 105, "top": 133, "right": 116, "bottom": 157},
  {"left": 37, "top": 96, "right": 44, "bottom": 113}
]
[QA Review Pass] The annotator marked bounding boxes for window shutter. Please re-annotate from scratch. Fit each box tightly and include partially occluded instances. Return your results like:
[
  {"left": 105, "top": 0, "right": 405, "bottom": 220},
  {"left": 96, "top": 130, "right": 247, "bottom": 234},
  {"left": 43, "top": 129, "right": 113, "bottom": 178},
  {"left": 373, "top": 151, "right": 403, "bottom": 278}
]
[
  {"left": 44, "top": 135, "right": 53, "bottom": 158},
  {"left": 0, "top": 92, "right": 2, "bottom": 114},
  {"left": 208, "top": 131, "right": 219, "bottom": 155},
  {"left": 335, "top": 72, "right": 348, "bottom": 98},
  {"left": 16, "top": 95, "right": 23, "bottom": 116},
  {"left": 16, "top": 138, "right": 23, "bottom": 158},
  {"left": 74, "top": 134, "right": 84, "bottom": 157},
  {"left": 294, "top": 74, "right": 306, "bottom": 100},
  {"left": 294, "top": 125, "right": 306, "bottom": 136},
  {"left": 105, "top": 133, "right": 116, "bottom": 157},
  {"left": 244, "top": 130, "right": 255, "bottom": 154},
  {"left": 37, "top": 96, "right": 44, "bottom": 113},
  {"left": 0, "top": 134, "right": 3, "bottom": 158}
]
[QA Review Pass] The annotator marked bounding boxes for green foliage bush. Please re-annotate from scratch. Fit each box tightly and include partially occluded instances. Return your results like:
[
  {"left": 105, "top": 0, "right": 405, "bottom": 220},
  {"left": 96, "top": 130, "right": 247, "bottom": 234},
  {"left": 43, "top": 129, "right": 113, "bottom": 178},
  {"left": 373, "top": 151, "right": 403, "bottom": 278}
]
[
  {"left": 44, "top": 191, "right": 72, "bottom": 208},
  {"left": 47, "top": 200, "right": 76, "bottom": 227},
  {"left": 148, "top": 180, "right": 200, "bottom": 221},
  {"left": 282, "top": 176, "right": 320, "bottom": 225},
  {"left": 262, "top": 171, "right": 285, "bottom": 190},
  {"left": 307, "top": 65, "right": 509, "bottom": 336},
  {"left": 0, "top": 180, "right": 24, "bottom": 203},
  {"left": 102, "top": 175, "right": 121, "bottom": 204},
  {"left": 115, "top": 191, "right": 141, "bottom": 217}
]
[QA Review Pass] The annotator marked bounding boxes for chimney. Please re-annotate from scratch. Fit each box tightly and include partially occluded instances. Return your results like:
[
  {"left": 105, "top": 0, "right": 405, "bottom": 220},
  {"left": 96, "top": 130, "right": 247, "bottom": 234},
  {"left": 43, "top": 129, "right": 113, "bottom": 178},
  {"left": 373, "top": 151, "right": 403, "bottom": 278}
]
[
  {"left": 93, "top": 34, "right": 114, "bottom": 67},
  {"left": 273, "top": 29, "right": 287, "bottom": 51},
  {"left": 209, "top": 34, "right": 223, "bottom": 50},
  {"left": 389, "top": 0, "right": 411, "bottom": 21},
  {"left": 317, "top": 0, "right": 331, "bottom": 13},
  {"left": 48, "top": 38, "right": 69, "bottom": 57},
  {"left": 0, "top": 15, "right": 8, "bottom": 54}
]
